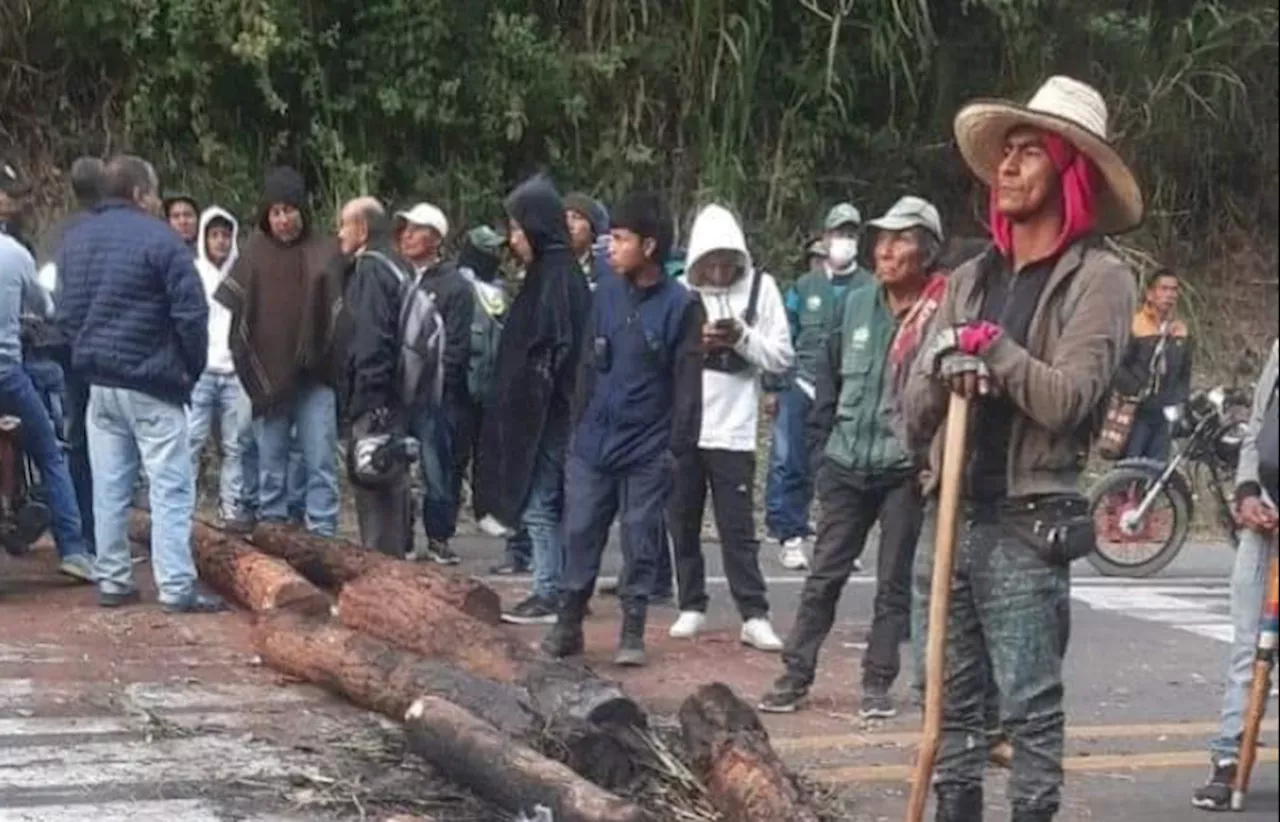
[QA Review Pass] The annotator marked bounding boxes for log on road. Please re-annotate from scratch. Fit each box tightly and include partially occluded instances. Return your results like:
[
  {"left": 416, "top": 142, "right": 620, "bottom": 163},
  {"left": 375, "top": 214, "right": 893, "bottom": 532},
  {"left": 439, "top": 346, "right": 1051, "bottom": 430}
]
[
  {"left": 405, "top": 696, "right": 651, "bottom": 822},
  {"left": 679, "top": 682, "right": 821, "bottom": 822},
  {"left": 250, "top": 523, "right": 501, "bottom": 623},
  {"left": 128, "top": 511, "right": 329, "bottom": 615},
  {"left": 336, "top": 569, "right": 644, "bottom": 729},
  {"left": 254, "top": 609, "right": 640, "bottom": 789}
]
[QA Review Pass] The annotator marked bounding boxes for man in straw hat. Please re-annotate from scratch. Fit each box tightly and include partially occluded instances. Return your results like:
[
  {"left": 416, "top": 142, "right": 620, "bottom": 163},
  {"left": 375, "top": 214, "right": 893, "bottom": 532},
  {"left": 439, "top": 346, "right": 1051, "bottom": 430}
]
[{"left": 902, "top": 76, "right": 1142, "bottom": 821}]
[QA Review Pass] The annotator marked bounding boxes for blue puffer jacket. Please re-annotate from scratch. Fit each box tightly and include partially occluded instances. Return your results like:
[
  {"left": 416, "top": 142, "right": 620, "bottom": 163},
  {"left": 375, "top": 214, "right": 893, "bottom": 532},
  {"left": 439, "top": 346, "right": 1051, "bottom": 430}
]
[{"left": 56, "top": 199, "right": 208, "bottom": 405}]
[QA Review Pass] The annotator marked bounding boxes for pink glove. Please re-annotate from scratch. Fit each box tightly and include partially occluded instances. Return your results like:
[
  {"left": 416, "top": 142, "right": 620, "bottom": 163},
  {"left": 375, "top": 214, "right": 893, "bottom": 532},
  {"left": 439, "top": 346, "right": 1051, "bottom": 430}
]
[{"left": 956, "top": 321, "right": 1003, "bottom": 355}]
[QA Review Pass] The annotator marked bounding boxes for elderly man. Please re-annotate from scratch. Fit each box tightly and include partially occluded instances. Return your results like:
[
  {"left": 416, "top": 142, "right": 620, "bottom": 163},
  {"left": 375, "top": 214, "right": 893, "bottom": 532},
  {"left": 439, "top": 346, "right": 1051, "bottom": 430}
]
[
  {"left": 902, "top": 77, "right": 1142, "bottom": 822},
  {"left": 1191, "top": 339, "right": 1278, "bottom": 811},
  {"left": 760, "top": 197, "right": 947, "bottom": 717},
  {"left": 336, "top": 197, "right": 415, "bottom": 557},
  {"left": 395, "top": 203, "right": 473, "bottom": 565},
  {"left": 767, "top": 203, "right": 872, "bottom": 570},
  {"left": 58, "top": 156, "right": 223, "bottom": 612}
]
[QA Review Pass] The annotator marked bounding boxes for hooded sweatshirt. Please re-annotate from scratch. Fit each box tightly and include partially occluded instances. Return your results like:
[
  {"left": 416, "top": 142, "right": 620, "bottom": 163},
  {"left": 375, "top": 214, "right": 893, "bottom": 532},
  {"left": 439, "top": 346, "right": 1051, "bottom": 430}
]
[
  {"left": 683, "top": 205, "right": 793, "bottom": 452},
  {"left": 473, "top": 176, "right": 592, "bottom": 525},
  {"left": 195, "top": 206, "right": 240, "bottom": 375},
  {"left": 214, "top": 167, "right": 343, "bottom": 416}
]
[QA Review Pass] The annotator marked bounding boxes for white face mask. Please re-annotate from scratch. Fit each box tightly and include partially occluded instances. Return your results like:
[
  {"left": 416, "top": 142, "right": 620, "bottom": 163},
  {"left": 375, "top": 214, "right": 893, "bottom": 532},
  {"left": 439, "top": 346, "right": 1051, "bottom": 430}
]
[{"left": 827, "top": 237, "right": 858, "bottom": 270}]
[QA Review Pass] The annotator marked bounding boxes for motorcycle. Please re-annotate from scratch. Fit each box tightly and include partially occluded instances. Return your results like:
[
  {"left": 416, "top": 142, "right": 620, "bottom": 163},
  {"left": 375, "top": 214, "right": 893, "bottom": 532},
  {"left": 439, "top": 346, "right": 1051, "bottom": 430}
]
[
  {"left": 1087, "top": 385, "right": 1250, "bottom": 578},
  {"left": 0, "top": 414, "right": 50, "bottom": 557}
]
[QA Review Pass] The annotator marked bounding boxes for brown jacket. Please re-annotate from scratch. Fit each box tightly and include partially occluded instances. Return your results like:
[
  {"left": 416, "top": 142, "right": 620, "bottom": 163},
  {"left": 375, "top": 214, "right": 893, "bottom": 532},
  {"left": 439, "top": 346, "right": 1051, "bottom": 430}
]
[{"left": 903, "top": 241, "right": 1137, "bottom": 498}]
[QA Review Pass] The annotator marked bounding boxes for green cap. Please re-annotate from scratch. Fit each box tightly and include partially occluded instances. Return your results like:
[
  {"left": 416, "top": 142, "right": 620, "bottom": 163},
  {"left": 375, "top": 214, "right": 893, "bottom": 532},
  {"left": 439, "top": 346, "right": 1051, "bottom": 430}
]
[
  {"left": 864, "top": 196, "right": 944, "bottom": 242},
  {"left": 823, "top": 202, "right": 862, "bottom": 231},
  {"left": 467, "top": 225, "right": 507, "bottom": 253}
]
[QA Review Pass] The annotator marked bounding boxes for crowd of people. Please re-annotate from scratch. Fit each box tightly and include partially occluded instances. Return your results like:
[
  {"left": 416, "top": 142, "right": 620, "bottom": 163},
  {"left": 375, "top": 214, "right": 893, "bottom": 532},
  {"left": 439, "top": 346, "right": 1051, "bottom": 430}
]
[{"left": 1, "top": 72, "right": 1277, "bottom": 822}]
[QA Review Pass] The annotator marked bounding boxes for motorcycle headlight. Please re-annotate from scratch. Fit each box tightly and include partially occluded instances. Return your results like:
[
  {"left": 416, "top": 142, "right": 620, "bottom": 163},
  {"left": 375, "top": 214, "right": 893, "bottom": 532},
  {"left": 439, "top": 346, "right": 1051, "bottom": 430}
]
[{"left": 1207, "top": 386, "right": 1226, "bottom": 412}]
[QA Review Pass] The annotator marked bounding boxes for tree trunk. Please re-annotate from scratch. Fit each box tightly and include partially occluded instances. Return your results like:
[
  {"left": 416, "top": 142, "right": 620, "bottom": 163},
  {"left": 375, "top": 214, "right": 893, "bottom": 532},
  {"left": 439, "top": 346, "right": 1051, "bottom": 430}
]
[
  {"left": 336, "top": 570, "right": 644, "bottom": 730},
  {"left": 250, "top": 523, "right": 501, "bottom": 623},
  {"left": 404, "top": 696, "right": 652, "bottom": 822},
  {"left": 678, "top": 682, "right": 821, "bottom": 822},
  {"left": 128, "top": 511, "right": 329, "bottom": 616},
  {"left": 253, "top": 610, "right": 640, "bottom": 789}
]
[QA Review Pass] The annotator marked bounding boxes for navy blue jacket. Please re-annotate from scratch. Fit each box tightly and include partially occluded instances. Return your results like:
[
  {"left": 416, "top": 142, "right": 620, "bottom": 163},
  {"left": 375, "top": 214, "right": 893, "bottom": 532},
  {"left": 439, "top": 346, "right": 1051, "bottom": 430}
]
[
  {"left": 571, "top": 270, "right": 704, "bottom": 472},
  {"left": 57, "top": 199, "right": 208, "bottom": 404}
]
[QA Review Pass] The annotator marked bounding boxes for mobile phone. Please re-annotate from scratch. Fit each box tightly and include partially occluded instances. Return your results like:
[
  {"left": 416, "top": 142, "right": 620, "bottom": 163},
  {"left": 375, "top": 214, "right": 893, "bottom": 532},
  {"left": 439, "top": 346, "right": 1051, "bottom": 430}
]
[{"left": 713, "top": 318, "right": 737, "bottom": 331}]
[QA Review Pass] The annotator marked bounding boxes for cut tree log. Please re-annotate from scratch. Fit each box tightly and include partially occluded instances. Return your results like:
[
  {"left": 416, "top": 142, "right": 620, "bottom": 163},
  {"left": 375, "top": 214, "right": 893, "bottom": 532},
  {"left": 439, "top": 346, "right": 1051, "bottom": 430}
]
[
  {"left": 128, "top": 510, "right": 329, "bottom": 616},
  {"left": 679, "top": 682, "right": 821, "bottom": 822},
  {"left": 250, "top": 523, "right": 501, "bottom": 623},
  {"left": 254, "top": 609, "right": 641, "bottom": 789},
  {"left": 405, "top": 696, "right": 651, "bottom": 822},
  {"left": 336, "top": 569, "right": 644, "bottom": 729}
]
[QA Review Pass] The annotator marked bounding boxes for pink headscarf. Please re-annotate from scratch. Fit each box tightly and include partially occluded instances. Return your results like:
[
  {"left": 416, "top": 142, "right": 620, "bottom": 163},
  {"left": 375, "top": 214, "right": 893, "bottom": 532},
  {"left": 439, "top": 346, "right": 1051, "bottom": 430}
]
[{"left": 989, "top": 131, "right": 1101, "bottom": 261}]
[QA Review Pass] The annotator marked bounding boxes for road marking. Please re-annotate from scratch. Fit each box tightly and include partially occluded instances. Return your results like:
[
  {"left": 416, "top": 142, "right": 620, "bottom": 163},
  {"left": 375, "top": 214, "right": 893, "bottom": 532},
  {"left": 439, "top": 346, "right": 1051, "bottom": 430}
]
[
  {"left": 813, "top": 747, "right": 1280, "bottom": 783},
  {"left": 1071, "top": 584, "right": 1233, "bottom": 643},
  {"left": 773, "top": 719, "right": 1279, "bottom": 753}
]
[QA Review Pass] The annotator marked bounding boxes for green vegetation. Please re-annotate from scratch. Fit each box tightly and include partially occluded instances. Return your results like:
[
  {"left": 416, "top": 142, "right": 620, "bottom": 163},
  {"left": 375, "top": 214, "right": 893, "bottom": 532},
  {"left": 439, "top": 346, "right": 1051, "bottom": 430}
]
[{"left": 3, "top": 0, "right": 1276, "bottom": 352}]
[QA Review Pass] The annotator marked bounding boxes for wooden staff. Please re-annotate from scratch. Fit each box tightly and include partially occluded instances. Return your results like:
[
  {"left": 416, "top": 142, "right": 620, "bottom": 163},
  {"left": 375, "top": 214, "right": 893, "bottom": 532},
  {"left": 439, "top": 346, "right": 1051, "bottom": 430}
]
[
  {"left": 1231, "top": 537, "right": 1279, "bottom": 811},
  {"left": 906, "top": 393, "right": 971, "bottom": 822}
]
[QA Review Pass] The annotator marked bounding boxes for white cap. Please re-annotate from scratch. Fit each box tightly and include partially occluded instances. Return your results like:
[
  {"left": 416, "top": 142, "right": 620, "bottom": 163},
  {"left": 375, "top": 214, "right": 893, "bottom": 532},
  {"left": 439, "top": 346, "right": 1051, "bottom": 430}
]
[{"left": 394, "top": 203, "right": 449, "bottom": 239}]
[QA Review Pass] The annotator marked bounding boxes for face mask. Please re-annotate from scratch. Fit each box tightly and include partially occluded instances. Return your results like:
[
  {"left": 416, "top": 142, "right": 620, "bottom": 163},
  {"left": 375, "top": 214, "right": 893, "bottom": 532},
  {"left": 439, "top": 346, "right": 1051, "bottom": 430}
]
[{"left": 827, "top": 237, "right": 858, "bottom": 270}]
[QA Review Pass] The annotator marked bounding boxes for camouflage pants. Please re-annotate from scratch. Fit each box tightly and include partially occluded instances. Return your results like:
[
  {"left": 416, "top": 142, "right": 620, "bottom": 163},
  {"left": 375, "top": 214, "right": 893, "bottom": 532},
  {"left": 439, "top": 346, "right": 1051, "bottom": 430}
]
[{"left": 912, "top": 512, "right": 1070, "bottom": 816}]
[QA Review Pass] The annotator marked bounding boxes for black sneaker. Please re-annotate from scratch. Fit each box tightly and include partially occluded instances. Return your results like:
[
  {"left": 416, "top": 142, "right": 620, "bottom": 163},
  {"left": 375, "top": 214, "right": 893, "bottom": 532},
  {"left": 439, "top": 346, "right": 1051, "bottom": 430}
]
[
  {"left": 161, "top": 590, "right": 230, "bottom": 614},
  {"left": 859, "top": 689, "right": 897, "bottom": 719},
  {"left": 501, "top": 595, "right": 558, "bottom": 625},
  {"left": 1191, "top": 759, "right": 1237, "bottom": 811},
  {"left": 98, "top": 588, "right": 142, "bottom": 608},
  {"left": 758, "top": 676, "right": 809, "bottom": 713},
  {"left": 425, "top": 539, "right": 461, "bottom": 566}
]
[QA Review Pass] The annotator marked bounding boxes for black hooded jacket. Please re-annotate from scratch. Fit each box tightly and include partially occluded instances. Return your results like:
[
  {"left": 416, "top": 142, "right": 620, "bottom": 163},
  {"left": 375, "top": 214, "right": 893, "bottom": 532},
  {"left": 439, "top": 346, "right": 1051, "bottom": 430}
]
[
  {"left": 336, "top": 232, "right": 406, "bottom": 424},
  {"left": 474, "top": 176, "right": 591, "bottom": 524}
]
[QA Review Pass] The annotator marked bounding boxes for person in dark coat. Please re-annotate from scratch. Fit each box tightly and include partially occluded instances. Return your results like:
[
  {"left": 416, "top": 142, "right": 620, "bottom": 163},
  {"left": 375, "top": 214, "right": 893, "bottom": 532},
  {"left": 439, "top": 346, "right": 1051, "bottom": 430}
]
[
  {"left": 477, "top": 175, "right": 591, "bottom": 624},
  {"left": 57, "top": 155, "right": 224, "bottom": 613},
  {"left": 564, "top": 192, "right": 612, "bottom": 290}
]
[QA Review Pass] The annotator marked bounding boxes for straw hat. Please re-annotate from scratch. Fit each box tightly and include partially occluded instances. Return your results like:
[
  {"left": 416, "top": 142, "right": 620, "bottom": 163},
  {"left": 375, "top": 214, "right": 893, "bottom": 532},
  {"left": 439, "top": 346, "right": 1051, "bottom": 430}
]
[{"left": 953, "top": 75, "right": 1143, "bottom": 235}]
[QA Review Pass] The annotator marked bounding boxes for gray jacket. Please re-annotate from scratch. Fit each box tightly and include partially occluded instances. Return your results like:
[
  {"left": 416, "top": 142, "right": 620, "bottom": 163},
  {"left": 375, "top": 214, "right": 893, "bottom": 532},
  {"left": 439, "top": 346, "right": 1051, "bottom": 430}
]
[{"left": 1236, "top": 339, "right": 1279, "bottom": 501}]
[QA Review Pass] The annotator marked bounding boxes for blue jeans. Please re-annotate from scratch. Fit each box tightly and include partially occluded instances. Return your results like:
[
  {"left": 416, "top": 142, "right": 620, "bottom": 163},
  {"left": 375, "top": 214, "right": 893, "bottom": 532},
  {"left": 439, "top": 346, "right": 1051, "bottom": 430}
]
[
  {"left": 1125, "top": 404, "right": 1172, "bottom": 461},
  {"left": 64, "top": 371, "right": 95, "bottom": 551},
  {"left": 23, "top": 360, "right": 65, "bottom": 437},
  {"left": 239, "top": 402, "right": 305, "bottom": 521},
  {"left": 254, "top": 384, "right": 338, "bottom": 536},
  {"left": 188, "top": 372, "right": 249, "bottom": 521},
  {"left": 563, "top": 451, "right": 672, "bottom": 605},
  {"left": 0, "top": 364, "right": 88, "bottom": 560},
  {"left": 523, "top": 427, "right": 568, "bottom": 601},
  {"left": 1208, "top": 527, "right": 1276, "bottom": 762},
  {"left": 765, "top": 385, "right": 814, "bottom": 542},
  {"left": 413, "top": 394, "right": 463, "bottom": 542},
  {"left": 86, "top": 386, "right": 197, "bottom": 603}
]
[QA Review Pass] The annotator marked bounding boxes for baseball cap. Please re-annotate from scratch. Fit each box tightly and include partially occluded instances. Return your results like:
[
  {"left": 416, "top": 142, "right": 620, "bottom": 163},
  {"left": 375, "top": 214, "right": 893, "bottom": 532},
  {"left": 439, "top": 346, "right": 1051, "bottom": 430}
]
[
  {"left": 864, "top": 196, "right": 944, "bottom": 242},
  {"left": 394, "top": 203, "right": 449, "bottom": 238},
  {"left": 467, "top": 225, "right": 507, "bottom": 253},
  {"left": 823, "top": 202, "right": 862, "bottom": 231}
]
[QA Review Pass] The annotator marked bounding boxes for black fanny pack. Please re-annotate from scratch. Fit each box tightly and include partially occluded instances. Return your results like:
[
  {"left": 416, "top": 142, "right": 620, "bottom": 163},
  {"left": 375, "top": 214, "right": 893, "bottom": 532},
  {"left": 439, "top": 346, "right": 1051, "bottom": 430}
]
[{"left": 999, "top": 495, "right": 1096, "bottom": 568}]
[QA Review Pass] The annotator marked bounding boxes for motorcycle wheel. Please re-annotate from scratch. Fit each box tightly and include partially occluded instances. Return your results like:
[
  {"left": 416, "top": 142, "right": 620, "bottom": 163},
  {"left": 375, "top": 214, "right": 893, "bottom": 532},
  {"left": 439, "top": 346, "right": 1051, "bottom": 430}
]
[{"left": 1087, "top": 465, "right": 1191, "bottom": 578}]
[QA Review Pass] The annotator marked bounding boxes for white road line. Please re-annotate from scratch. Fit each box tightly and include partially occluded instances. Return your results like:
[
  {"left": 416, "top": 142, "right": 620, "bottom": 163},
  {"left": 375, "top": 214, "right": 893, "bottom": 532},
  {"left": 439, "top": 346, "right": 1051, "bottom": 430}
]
[
  {"left": 0, "top": 799, "right": 308, "bottom": 822},
  {"left": 1071, "top": 583, "right": 1232, "bottom": 643}
]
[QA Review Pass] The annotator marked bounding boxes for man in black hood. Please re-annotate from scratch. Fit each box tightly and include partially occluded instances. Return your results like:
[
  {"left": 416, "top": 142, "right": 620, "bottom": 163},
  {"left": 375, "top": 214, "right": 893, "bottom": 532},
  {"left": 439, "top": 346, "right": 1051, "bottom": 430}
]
[{"left": 476, "top": 175, "right": 591, "bottom": 625}]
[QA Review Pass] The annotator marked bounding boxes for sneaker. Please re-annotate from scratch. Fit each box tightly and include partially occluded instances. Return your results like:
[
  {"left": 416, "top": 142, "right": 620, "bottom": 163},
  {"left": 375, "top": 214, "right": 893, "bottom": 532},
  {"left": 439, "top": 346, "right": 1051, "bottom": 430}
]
[
  {"left": 740, "top": 617, "right": 784, "bottom": 652},
  {"left": 779, "top": 537, "right": 809, "bottom": 571},
  {"left": 669, "top": 610, "right": 707, "bottom": 639},
  {"left": 1191, "top": 759, "right": 1237, "bottom": 811},
  {"left": 597, "top": 579, "right": 620, "bottom": 597},
  {"left": 489, "top": 560, "right": 530, "bottom": 576},
  {"left": 97, "top": 587, "right": 141, "bottom": 608},
  {"left": 478, "top": 515, "right": 514, "bottom": 538},
  {"left": 859, "top": 689, "right": 897, "bottom": 719},
  {"left": 161, "top": 589, "right": 229, "bottom": 614},
  {"left": 501, "top": 595, "right": 558, "bottom": 625},
  {"left": 424, "top": 539, "right": 460, "bottom": 566},
  {"left": 58, "top": 554, "right": 96, "bottom": 584},
  {"left": 759, "top": 676, "right": 809, "bottom": 713}
]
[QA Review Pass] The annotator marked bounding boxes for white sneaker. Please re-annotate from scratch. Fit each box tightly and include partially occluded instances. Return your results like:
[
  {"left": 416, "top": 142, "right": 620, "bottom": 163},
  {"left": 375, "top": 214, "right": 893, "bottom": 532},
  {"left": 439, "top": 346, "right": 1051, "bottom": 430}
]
[
  {"left": 779, "top": 537, "right": 809, "bottom": 571},
  {"left": 669, "top": 611, "right": 707, "bottom": 639},
  {"left": 741, "top": 618, "right": 784, "bottom": 652},
  {"left": 478, "top": 514, "right": 514, "bottom": 538}
]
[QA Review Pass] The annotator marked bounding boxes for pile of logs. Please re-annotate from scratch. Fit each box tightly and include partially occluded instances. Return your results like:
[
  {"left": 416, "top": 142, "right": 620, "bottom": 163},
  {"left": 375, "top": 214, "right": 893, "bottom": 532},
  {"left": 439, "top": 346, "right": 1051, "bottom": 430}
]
[{"left": 128, "top": 513, "right": 822, "bottom": 822}]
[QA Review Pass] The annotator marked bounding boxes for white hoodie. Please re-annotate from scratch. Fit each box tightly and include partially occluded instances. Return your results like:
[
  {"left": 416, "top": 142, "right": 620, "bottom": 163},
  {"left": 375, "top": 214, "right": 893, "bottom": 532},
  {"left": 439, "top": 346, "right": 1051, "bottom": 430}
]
[
  {"left": 684, "top": 205, "right": 793, "bottom": 451},
  {"left": 195, "top": 206, "right": 240, "bottom": 375}
]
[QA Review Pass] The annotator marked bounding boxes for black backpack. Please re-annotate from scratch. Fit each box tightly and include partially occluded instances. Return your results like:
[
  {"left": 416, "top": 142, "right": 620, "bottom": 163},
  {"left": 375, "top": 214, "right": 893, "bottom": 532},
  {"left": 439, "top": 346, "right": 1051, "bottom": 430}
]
[{"left": 357, "top": 250, "right": 446, "bottom": 409}]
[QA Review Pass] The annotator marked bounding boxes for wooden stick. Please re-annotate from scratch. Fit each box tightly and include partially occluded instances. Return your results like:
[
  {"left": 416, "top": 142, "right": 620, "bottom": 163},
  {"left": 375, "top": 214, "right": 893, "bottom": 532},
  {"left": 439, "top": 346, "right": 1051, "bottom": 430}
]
[
  {"left": 906, "top": 393, "right": 971, "bottom": 822},
  {"left": 1231, "top": 544, "right": 1278, "bottom": 810}
]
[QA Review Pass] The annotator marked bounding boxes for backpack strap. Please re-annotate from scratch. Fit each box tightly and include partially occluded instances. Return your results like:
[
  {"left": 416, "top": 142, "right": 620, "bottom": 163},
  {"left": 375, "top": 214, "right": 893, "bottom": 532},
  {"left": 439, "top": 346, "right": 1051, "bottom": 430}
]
[
  {"left": 743, "top": 266, "right": 764, "bottom": 326},
  {"left": 358, "top": 249, "right": 410, "bottom": 287}
]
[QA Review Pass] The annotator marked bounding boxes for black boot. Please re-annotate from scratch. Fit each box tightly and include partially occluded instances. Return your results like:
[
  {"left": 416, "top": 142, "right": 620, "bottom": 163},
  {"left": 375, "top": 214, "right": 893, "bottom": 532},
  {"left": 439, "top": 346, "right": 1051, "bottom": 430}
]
[
  {"left": 1010, "top": 805, "right": 1055, "bottom": 822},
  {"left": 935, "top": 786, "right": 983, "bottom": 822},
  {"left": 542, "top": 591, "right": 588, "bottom": 658},
  {"left": 614, "top": 601, "right": 647, "bottom": 667}
]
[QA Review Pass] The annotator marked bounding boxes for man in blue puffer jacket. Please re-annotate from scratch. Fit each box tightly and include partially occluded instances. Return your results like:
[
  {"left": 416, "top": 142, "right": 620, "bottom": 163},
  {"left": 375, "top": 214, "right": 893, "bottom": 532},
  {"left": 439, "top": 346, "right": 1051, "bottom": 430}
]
[{"left": 57, "top": 155, "right": 225, "bottom": 614}]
